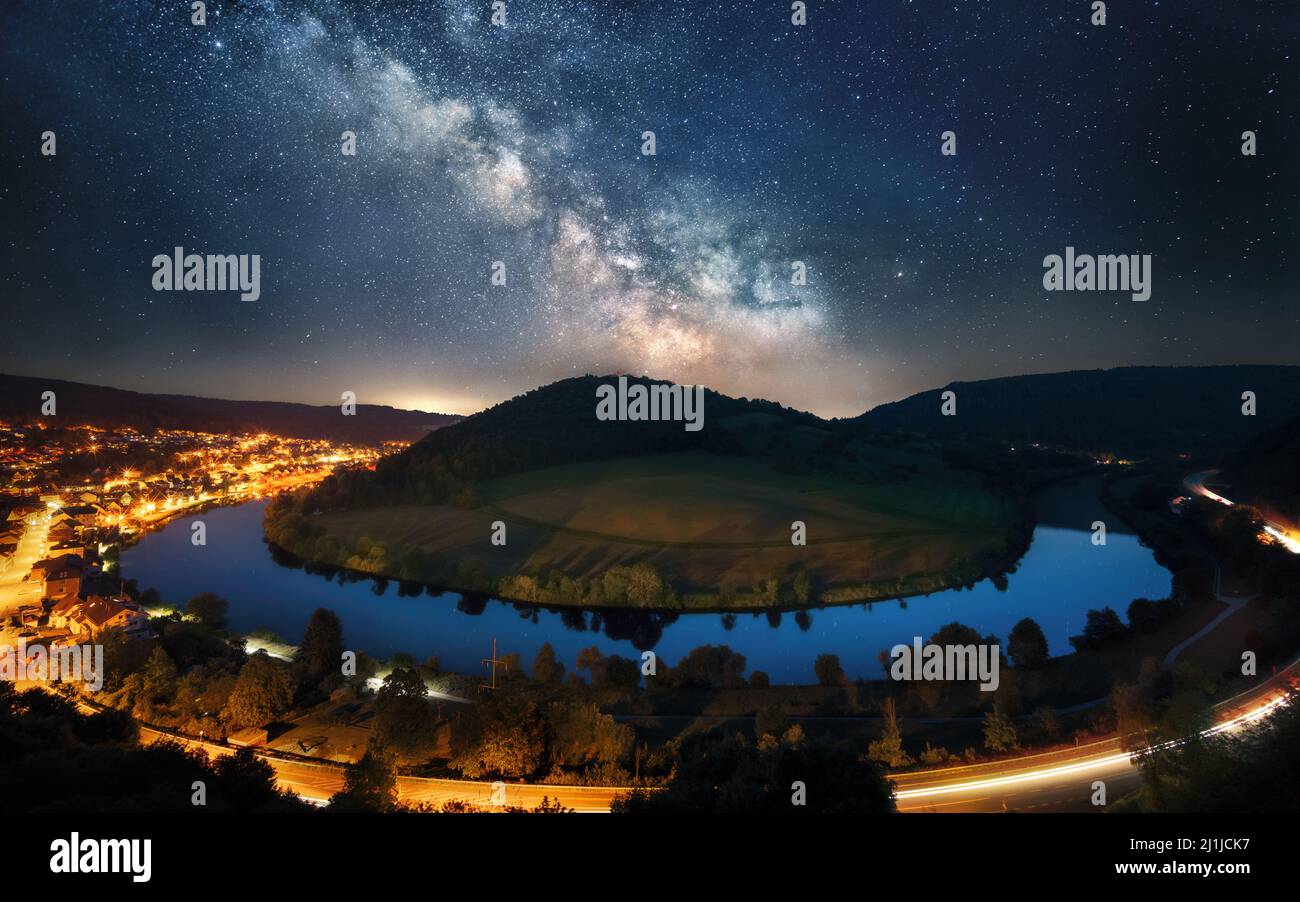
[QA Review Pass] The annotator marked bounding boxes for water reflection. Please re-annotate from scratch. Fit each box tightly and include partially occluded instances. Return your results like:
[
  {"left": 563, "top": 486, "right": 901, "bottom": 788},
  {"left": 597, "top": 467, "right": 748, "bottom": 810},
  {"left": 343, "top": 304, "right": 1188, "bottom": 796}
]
[{"left": 120, "top": 477, "right": 1171, "bottom": 683}]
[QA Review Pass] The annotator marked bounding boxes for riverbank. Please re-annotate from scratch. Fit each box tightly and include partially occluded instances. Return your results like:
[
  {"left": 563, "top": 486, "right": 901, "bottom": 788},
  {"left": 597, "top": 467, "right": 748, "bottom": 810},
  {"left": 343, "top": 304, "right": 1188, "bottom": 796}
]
[
  {"left": 262, "top": 449, "right": 1035, "bottom": 613},
  {"left": 119, "top": 476, "right": 1172, "bottom": 683}
]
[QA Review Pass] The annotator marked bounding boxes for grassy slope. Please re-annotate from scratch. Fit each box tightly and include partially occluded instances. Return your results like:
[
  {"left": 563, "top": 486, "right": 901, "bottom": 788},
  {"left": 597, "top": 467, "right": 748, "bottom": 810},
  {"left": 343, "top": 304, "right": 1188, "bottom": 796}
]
[{"left": 308, "top": 449, "right": 1018, "bottom": 607}]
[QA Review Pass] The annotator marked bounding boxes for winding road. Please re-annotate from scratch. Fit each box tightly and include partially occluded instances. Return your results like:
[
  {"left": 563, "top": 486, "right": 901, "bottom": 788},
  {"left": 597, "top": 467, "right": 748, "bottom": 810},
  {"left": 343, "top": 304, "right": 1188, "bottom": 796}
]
[
  {"left": 1185, "top": 469, "right": 1300, "bottom": 553},
  {"left": 893, "top": 473, "right": 1297, "bottom": 812},
  {"left": 127, "top": 718, "right": 624, "bottom": 812},
  {"left": 115, "top": 650, "right": 1294, "bottom": 814},
  {"left": 893, "top": 656, "right": 1297, "bottom": 812}
]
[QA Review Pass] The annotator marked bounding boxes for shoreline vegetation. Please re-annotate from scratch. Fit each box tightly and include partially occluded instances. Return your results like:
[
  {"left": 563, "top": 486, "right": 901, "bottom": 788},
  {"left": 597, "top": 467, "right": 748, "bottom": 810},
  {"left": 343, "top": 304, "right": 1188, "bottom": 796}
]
[{"left": 259, "top": 520, "right": 1033, "bottom": 614}]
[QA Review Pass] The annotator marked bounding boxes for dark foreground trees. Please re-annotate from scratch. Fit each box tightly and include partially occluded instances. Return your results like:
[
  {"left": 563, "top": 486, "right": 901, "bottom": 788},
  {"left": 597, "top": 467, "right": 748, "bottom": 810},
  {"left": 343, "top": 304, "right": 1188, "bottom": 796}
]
[
  {"left": 0, "top": 684, "right": 307, "bottom": 812},
  {"left": 330, "top": 741, "right": 400, "bottom": 812},
  {"left": 1124, "top": 690, "right": 1300, "bottom": 812},
  {"left": 612, "top": 727, "right": 895, "bottom": 813}
]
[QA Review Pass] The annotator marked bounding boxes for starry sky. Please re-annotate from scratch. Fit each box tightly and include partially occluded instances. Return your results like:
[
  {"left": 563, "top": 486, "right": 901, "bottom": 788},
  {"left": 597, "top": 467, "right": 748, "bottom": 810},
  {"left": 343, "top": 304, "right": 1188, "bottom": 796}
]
[{"left": 1, "top": 0, "right": 1296, "bottom": 417}]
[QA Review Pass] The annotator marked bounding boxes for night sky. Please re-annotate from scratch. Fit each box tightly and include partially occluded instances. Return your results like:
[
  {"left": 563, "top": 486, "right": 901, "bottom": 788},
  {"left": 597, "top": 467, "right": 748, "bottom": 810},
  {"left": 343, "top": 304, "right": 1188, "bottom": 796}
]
[{"left": 1, "top": 0, "right": 1296, "bottom": 418}]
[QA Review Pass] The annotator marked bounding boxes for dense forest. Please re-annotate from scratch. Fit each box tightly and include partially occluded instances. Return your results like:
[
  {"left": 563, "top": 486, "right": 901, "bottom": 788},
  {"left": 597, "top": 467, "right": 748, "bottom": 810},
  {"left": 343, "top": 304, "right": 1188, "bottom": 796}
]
[{"left": 1224, "top": 414, "right": 1300, "bottom": 519}]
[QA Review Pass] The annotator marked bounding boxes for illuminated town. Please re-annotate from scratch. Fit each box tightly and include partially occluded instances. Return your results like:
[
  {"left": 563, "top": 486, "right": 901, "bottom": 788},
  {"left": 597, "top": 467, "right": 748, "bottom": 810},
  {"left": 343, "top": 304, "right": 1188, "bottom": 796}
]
[
  {"left": 0, "top": 420, "right": 398, "bottom": 651},
  {"left": 1, "top": 421, "right": 393, "bottom": 529}
]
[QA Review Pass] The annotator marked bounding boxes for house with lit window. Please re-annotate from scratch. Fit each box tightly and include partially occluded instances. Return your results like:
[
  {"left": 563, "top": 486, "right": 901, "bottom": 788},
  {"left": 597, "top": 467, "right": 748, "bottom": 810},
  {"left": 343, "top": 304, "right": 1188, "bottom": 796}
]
[
  {"left": 49, "top": 595, "right": 150, "bottom": 639},
  {"left": 31, "top": 554, "right": 87, "bottom": 601}
]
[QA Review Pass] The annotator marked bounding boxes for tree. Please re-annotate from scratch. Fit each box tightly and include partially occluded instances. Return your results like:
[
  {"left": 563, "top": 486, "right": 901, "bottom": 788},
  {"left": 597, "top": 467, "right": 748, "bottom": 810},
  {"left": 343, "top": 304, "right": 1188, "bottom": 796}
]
[
  {"left": 931, "top": 622, "right": 981, "bottom": 646},
  {"left": 612, "top": 727, "right": 894, "bottom": 813},
  {"left": 330, "top": 741, "right": 398, "bottom": 812},
  {"left": 575, "top": 646, "right": 604, "bottom": 681},
  {"left": 668, "top": 645, "right": 747, "bottom": 689},
  {"left": 212, "top": 748, "right": 289, "bottom": 810},
  {"left": 0, "top": 687, "right": 308, "bottom": 813},
  {"left": 1032, "top": 705, "right": 1061, "bottom": 740},
  {"left": 624, "top": 563, "right": 665, "bottom": 606},
  {"left": 867, "top": 697, "right": 912, "bottom": 767},
  {"left": 185, "top": 592, "right": 229, "bottom": 630},
  {"left": 1126, "top": 689, "right": 1300, "bottom": 813},
  {"left": 1218, "top": 505, "right": 1267, "bottom": 569},
  {"left": 792, "top": 570, "right": 812, "bottom": 604},
  {"left": 372, "top": 667, "right": 437, "bottom": 758},
  {"left": 139, "top": 647, "right": 178, "bottom": 704},
  {"left": 548, "top": 701, "right": 635, "bottom": 769},
  {"left": 1007, "top": 618, "right": 1049, "bottom": 669},
  {"left": 225, "top": 652, "right": 294, "bottom": 728},
  {"left": 1069, "top": 607, "right": 1126, "bottom": 651},
  {"left": 1111, "top": 682, "right": 1158, "bottom": 751},
  {"left": 813, "top": 653, "right": 847, "bottom": 687},
  {"left": 450, "top": 696, "right": 548, "bottom": 779},
  {"left": 532, "top": 643, "right": 565, "bottom": 685},
  {"left": 601, "top": 655, "right": 642, "bottom": 690},
  {"left": 982, "top": 705, "right": 1019, "bottom": 753},
  {"left": 754, "top": 705, "right": 789, "bottom": 740},
  {"left": 1127, "top": 597, "right": 1176, "bottom": 633},
  {"left": 297, "top": 608, "right": 343, "bottom": 684}
]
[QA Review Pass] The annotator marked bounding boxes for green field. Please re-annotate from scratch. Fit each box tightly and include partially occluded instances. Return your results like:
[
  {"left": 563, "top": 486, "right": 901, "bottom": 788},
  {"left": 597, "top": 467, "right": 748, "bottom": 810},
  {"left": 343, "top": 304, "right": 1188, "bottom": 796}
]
[{"left": 300, "top": 450, "right": 1023, "bottom": 609}]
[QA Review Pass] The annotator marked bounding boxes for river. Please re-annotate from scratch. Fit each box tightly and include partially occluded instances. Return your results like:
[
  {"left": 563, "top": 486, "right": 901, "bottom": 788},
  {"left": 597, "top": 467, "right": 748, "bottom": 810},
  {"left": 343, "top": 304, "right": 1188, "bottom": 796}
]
[{"left": 119, "top": 475, "right": 1170, "bottom": 683}]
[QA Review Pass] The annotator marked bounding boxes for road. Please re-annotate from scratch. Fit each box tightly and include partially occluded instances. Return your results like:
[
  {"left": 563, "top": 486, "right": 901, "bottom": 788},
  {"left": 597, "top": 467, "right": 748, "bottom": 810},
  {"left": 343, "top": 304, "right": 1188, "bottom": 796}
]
[
  {"left": 125, "top": 653, "right": 1293, "bottom": 815},
  {"left": 126, "top": 718, "right": 624, "bottom": 812},
  {"left": 0, "top": 510, "right": 51, "bottom": 617},
  {"left": 129, "top": 660, "right": 1293, "bottom": 814},
  {"left": 1162, "top": 566, "right": 1251, "bottom": 666},
  {"left": 1185, "top": 469, "right": 1300, "bottom": 553},
  {"left": 57, "top": 650, "right": 1297, "bottom": 814},
  {"left": 892, "top": 657, "right": 1298, "bottom": 812},
  {"left": 895, "top": 476, "right": 1297, "bottom": 814}
]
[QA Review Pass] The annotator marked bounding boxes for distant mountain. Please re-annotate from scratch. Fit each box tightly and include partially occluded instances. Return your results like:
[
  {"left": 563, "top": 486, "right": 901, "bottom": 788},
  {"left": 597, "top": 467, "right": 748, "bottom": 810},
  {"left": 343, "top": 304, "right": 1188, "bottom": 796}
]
[
  {"left": 1223, "top": 414, "right": 1300, "bottom": 519},
  {"left": 855, "top": 366, "right": 1300, "bottom": 456},
  {"left": 0, "top": 373, "right": 459, "bottom": 444}
]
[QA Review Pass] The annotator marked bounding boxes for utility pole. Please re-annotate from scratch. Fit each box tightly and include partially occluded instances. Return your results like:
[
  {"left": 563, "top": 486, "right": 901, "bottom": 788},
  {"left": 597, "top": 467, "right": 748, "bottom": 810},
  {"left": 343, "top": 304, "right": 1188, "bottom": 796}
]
[{"left": 481, "top": 637, "right": 509, "bottom": 689}]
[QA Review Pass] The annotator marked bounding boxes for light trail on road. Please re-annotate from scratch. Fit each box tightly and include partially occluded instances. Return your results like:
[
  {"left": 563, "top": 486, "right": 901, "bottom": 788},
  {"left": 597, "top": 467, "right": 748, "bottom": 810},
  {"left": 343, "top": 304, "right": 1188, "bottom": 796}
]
[
  {"left": 1185, "top": 469, "right": 1300, "bottom": 554},
  {"left": 895, "top": 682, "right": 1294, "bottom": 805}
]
